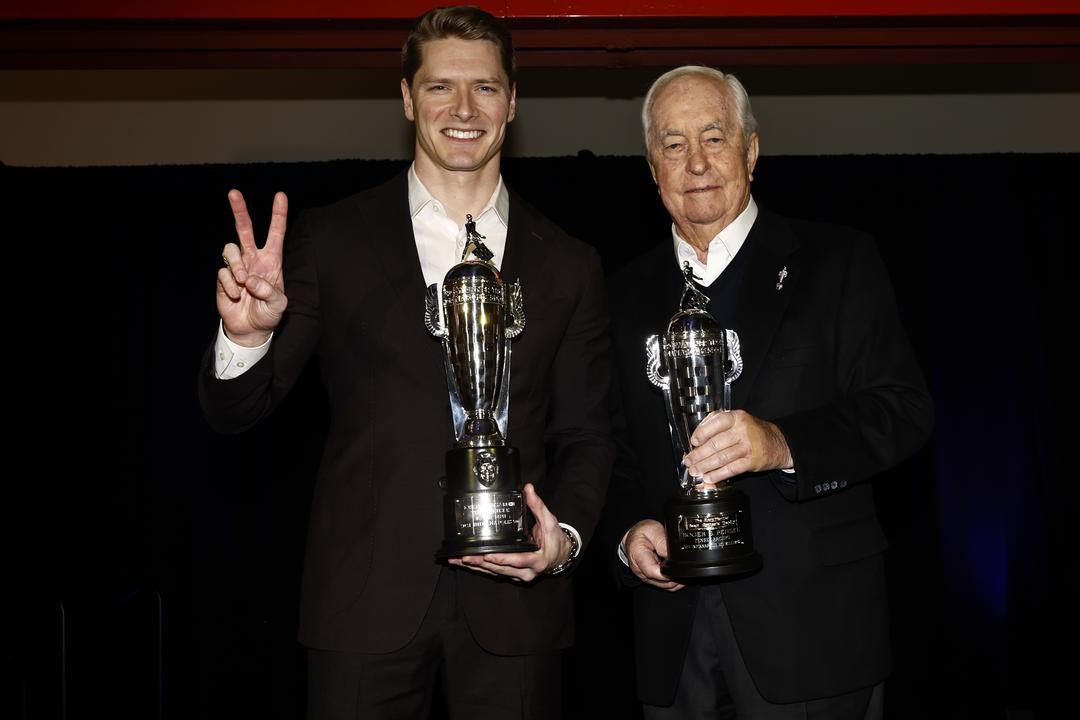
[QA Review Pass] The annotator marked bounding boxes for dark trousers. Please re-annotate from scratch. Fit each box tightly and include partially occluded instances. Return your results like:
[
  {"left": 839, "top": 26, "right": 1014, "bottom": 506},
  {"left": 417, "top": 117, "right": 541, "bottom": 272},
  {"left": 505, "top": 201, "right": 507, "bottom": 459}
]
[
  {"left": 307, "top": 568, "right": 562, "bottom": 720},
  {"left": 644, "top": 586, "right": 884, "bottom": 720}
]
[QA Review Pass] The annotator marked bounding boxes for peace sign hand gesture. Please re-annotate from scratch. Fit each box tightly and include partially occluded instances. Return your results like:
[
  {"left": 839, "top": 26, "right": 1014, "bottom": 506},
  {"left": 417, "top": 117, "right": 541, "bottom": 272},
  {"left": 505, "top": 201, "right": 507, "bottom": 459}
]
[{"left": 217, "top": 190, "right": 289, "bottom": 347}]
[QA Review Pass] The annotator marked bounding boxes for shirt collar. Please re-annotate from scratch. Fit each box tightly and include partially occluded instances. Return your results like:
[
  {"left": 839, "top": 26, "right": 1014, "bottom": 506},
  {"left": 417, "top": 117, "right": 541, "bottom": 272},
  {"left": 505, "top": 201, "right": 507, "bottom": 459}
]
[
  {"left": 673, "top": 195, "right": 759, "bottom": 262},
  {"left": 407, "top": 163, "right": 509, "bottom": 227}
]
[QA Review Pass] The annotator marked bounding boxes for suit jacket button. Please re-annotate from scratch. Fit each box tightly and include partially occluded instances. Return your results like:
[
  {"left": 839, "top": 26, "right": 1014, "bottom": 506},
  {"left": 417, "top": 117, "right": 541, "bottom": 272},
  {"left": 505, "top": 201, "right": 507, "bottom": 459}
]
[
  {"left": 814, "top": 484, "right": 822, "bottom": 494},
  {"left": 437, "top": 476, "right": 447, "bottom": 489}
]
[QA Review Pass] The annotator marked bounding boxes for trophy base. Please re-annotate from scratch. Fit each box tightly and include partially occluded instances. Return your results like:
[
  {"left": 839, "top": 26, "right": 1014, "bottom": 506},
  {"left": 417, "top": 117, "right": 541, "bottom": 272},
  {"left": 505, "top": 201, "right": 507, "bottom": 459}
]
[
  {"left": 661, "top": 551, "right": 763, "bottom": 580},
  {"left": 436, "top": 537, "right": 540, "bottom": 560},
  {"left": 437, "top": 446, "right": 537, "bottom": 560},
  {"left": 661, "top": 485, "right": 763, "bottom": 581}
]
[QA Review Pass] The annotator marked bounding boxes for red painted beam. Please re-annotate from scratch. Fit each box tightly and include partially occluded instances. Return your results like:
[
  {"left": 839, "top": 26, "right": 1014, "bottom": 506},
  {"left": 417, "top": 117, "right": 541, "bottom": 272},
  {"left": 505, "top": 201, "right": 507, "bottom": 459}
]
[
  {"left": 3, "top": 0, "right": 1080, "bottom": 20},
  {"left": 2, "top": 5, "right": 1079, "bottom": 68},
  {"left": 515, "top": 1, "right": 1080, "bottom": 18}
]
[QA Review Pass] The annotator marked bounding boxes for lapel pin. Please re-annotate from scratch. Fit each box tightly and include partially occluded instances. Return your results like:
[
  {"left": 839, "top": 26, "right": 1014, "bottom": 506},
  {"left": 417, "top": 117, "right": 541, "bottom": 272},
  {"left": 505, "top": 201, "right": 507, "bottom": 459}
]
[{"left": 776, "top": 266, "right": 788, "bottom": 292}]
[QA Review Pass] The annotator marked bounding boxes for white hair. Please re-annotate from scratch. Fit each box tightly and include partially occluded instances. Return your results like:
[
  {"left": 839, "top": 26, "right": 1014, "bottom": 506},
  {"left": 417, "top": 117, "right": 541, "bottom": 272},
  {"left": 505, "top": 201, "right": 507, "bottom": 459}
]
[{"left": 641, "top": 66, "right": 758, "bottom": 153}]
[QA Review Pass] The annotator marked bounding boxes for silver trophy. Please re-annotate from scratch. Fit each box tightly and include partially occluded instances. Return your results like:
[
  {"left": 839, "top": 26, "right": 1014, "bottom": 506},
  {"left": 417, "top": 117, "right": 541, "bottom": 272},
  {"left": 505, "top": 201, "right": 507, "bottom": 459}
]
[
  {"left": 645, "top": 262, "right": 763, "bottom": 578},
  {"left": 425, "top": 218, "right": 537, "bottom": 559}
]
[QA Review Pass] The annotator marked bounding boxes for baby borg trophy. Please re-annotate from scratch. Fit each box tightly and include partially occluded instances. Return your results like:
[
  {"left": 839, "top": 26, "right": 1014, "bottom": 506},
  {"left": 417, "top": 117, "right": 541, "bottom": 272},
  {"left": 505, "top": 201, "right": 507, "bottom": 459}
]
[
  {"left": 425, "top": 216, "right": 537, "bottom": 559},
  {"left": 645, "top": 263, "right": 763, "bottom": 579}
]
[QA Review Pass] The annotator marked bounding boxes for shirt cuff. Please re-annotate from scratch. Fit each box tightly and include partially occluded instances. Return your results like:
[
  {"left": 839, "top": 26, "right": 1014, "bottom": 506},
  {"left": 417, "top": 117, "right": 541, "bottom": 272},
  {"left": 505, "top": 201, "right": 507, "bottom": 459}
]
[
  {"left": 558, "top": 522, "right": 582, "bottom": 560},
  {"left": 214, "top": 321, "right": 272, "bottom": 379},
  {"left": 617, "top": 529, "right": 630, "bottom": 567}
]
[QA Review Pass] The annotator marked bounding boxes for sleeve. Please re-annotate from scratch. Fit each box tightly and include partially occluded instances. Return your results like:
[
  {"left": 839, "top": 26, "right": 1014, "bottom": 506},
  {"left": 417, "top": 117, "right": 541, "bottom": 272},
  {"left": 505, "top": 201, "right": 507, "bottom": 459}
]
[
  {"left": 540, "top": 245, "right": 616, "bottom": 552},
  {"left": 213, "top": 321, "right": 271, "bottom": 379},
  {"left": 598, "top": 281, "right": 655, "bottom": 587},
  {"left": 771, "top": 235, "right": 934, "bottom": 501}
]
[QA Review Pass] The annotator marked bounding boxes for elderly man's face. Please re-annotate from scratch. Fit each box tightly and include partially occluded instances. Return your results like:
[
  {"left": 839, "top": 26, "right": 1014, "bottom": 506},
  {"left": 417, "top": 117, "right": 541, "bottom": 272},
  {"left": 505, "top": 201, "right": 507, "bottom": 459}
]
[{"left": 647, "top": 75, "right": 759, "bottom": 245}]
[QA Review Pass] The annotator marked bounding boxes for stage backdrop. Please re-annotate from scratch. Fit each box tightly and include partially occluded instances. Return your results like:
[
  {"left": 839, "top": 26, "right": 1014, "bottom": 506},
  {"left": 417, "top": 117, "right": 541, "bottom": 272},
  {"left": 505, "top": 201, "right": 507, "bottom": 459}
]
[{"left": 1, "top": 152, "right": 1072, "bottom": 719}]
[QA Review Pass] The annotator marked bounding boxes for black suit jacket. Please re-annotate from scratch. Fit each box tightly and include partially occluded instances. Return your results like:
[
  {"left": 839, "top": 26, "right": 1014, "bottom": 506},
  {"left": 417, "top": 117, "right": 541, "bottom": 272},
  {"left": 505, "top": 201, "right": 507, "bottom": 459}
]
[
  {"left": 200, "top": 171, "right": 614, "bottom": 655},
  {"left": 608, "top": 207, "right": 933, "bottom": 705}
]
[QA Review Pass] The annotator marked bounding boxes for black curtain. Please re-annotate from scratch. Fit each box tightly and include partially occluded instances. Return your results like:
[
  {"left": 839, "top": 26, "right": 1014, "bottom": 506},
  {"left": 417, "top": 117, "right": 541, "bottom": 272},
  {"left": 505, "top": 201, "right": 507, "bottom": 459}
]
[{"left": 1, "top": 153, "right": 1072, "bottom": 719}]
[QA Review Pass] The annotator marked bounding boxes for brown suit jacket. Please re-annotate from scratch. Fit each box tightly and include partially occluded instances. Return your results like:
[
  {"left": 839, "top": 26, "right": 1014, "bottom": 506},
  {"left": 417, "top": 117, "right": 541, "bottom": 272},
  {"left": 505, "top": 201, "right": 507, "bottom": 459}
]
[{"left": 200, "top": 171, "right": 614, "bottom": 655}]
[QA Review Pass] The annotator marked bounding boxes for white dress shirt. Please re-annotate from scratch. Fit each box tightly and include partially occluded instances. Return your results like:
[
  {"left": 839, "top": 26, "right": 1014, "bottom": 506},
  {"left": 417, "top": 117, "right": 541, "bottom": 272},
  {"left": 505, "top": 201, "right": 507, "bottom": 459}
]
[{"left": 672, "top": 196, "right": 758, "bottom": 287}]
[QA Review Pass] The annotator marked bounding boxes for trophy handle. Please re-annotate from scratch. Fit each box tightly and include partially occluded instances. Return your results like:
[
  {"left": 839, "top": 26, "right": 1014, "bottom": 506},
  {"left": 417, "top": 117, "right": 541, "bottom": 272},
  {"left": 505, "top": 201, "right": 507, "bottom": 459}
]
[
  {"left": 495, "top": 281, "right": 522, "bottom": 437},
  {"left": 645, "top": 334, "right": 668, "bottom": 389},
  {"left": 425, "top": 283, "right": 445, "bottom": 338},
  {"left": 723, "top": 329, "right": 743, "bottom": 412},
  {"left": 647, "top": 334, "right": 692, "bottom": 488},
  {"left": 724, "top": 329, "right": 743, "bottom": 383},
  {"left": 505, "top": 280, "right": 525, "bottom": 339},
  {"left": 494, "top": 338, "right": 511, "bottom": 438},
  {"left": 427, "top": 282, "right": 466, "bottom": 439},
  {"left": 442, "top": 347, "right": 468, "bottom": 443}
]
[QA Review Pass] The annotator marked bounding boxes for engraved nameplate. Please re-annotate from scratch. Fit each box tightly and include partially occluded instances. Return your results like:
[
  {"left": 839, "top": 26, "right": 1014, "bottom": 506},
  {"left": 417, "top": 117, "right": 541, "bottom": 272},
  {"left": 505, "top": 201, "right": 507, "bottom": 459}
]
[
  {"left": 453, "top": 493, "right": 525, "bottom": 537},
  {"left": 676, "top": 511, "right": 747, "bottom": 550},
  {"left": 444, "top": 279, "right": 505, "bottom": 306},
  {"left": 664, "top": 331, "right": 725, "bottom": 360}
]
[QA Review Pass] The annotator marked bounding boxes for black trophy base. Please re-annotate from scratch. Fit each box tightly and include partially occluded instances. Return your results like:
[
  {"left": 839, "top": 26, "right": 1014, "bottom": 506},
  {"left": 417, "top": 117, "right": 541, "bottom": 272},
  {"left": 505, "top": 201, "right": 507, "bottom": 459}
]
[
  {"left": 436, "top": 445, "right": 538, "bottom": 560},
  {"left": 436, "top": 536, "right": 539, "bottom": 560},
  {"left": 661, "top": 552, "right": 763, "bottom": 579},
  {"left": 661, "top": 485, "right": 763, "bottom": 580}
]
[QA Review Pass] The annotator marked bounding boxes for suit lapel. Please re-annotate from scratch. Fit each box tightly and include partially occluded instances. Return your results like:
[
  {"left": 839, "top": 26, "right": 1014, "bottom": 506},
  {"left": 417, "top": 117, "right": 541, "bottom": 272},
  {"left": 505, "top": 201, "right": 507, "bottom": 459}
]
[
  {"left": 363, "top": 171, "right": 430, "bottom": 310},
  {"left": 357, "top": 172, "right": 448, "bottom": 402},
  {"left": 731, "top": 209, "right": 801, "bottom": 408},
  {"left": 629, "top": 241, "right": 685, "bottom": 344},
  {"left": 501, "top": 191, "right": 551, "bottom": 285}
]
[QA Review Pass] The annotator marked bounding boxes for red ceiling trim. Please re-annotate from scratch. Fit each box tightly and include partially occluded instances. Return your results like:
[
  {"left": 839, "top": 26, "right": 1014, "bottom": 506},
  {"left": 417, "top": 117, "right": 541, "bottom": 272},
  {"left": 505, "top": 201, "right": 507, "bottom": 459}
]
[
  {"left": 2, "top": 15, "right": 1079, "bottom": 68},
  {"left": 4, "top": 1, "right": 1080, "bottom": 20}
]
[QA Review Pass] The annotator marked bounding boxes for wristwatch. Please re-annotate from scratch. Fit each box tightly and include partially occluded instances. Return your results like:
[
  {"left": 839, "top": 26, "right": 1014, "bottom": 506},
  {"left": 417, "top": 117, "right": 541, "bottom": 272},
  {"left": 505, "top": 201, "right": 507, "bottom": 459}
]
[{"left": 546, "top": 525, "right": 580, "bottom": 576}]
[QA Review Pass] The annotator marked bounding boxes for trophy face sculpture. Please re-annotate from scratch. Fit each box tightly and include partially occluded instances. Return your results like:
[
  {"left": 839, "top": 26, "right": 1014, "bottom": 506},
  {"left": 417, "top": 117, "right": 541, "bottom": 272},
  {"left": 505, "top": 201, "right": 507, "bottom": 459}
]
[
  {"left": 425, "top": 216, "right": 537, "bottom": 559},
  {"left": 645, "top": 263, "right": 763, "bottom": 579}
]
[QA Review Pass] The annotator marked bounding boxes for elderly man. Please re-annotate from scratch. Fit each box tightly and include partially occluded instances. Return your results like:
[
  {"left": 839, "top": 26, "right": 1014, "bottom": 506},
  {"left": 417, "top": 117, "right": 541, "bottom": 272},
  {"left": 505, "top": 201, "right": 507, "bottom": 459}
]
[
  {"left": 607, "top": 66, "right": 933, "bottom": 719},
  {"left": 200, "top": 6, "right": 613, "bottom": 719}
]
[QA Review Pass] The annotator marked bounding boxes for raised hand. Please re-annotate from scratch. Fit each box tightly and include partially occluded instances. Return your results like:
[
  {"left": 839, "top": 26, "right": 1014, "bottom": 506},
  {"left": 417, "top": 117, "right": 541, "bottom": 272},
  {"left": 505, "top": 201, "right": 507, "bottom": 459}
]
[{"left": 217, "top": 190, "right": 289, "bottom": 347}]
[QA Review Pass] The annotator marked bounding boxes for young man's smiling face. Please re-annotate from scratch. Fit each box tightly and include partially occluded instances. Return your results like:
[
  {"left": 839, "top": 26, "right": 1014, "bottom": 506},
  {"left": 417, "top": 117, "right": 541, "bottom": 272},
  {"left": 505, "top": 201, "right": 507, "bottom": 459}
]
[{"left": 402, "top": 37, "right": 516, "bottom": 179}]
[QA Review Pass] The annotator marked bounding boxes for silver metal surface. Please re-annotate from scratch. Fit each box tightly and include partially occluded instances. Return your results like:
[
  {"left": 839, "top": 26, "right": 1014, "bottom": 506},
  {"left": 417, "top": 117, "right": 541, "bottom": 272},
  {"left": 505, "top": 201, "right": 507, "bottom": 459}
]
[
  {"left": 426, "top": 261, "right": 524, "bottom": 448},
  {"left": 643, "top": 268, "right": 743, "bottom": 489}
]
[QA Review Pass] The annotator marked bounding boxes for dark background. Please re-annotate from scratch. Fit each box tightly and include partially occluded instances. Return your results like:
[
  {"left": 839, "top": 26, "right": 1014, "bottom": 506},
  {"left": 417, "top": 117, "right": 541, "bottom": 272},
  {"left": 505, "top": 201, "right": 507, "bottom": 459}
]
[{"left": 1, "top": 152, "right": 1072, "bottom": 718}]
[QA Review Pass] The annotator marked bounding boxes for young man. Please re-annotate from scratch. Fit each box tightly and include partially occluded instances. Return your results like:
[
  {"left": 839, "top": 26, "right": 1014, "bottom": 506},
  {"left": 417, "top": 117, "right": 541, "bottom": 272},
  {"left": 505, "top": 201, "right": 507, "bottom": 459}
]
[{"left": 200, "top": 7, "right": 613, "bottom": 718}]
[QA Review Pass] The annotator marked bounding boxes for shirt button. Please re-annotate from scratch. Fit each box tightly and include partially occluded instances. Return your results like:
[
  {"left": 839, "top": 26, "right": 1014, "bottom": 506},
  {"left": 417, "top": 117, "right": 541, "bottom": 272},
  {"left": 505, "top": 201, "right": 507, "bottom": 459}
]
[
  {"left": 218, "top": 351, "right": 225, "bottom": 360},
  {"left": 236, "top": 361, "right": 245, "bottom": 368}
]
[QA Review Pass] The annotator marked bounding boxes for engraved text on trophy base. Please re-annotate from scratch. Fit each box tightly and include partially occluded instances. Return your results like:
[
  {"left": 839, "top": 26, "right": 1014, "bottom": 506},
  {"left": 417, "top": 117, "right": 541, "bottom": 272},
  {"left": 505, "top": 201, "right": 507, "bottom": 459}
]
[
  {"left": 453, "top": 492, "right": 525, "bottom": 537},
  {"left": 676, "top": 511, "right": 747, "bottom": 551}
]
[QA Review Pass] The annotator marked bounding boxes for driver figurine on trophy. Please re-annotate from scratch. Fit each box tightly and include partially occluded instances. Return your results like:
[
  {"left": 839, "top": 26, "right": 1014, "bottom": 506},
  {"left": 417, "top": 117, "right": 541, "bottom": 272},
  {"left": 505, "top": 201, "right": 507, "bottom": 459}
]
[{"left": 645, "top": 262, "right": 763, "bottom": 579}]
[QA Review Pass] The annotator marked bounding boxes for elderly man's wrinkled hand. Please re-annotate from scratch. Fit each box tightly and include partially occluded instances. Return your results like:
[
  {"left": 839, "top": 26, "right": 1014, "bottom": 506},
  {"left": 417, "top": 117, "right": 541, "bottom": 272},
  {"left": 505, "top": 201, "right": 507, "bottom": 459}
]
[{"left": 682, "top": 410, "right": 793, "bottom": 485}]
